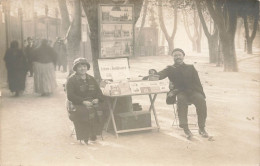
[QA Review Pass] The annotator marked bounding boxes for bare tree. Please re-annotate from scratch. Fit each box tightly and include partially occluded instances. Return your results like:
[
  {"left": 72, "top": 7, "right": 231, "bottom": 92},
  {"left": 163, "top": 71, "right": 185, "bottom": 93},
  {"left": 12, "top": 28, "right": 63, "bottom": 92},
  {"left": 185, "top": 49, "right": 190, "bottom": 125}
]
[
  {"left": 205, "top": 0, "right": 238, "bottom": 72},
  {"left": 58, "top": 0, "right": 71, "bottom": 37},
  {"left": 158, "top": 0, "right": 178, "bottom": 55},
  {"left": 195, "top": 0, "right": 219, "bottom": 63},
  {"left": 236, "top": 18, "right": 244, "bottom": 50},
  {"left": 182, "top": 8, "right": 202, "bottom": 53},
  {"left": 66, "top": 0, "right": 81, "bottom": 71},
  {"left": 136, "top": 0, "right": 149, "bottom": 47},
  {"left": 241, "top": 0, "right": 259, "bottom": 54}
]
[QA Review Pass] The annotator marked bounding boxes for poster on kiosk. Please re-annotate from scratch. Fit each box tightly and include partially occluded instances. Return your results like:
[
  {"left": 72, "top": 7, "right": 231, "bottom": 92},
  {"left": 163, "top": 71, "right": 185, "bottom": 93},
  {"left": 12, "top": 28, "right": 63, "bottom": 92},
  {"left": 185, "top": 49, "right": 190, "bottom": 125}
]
[
  {"left": 98, "top": 57, "right": 169, "bottom": 96},
  {"left": 98, "top": 4, "right": 134, "bottom": 59},
  {"left": 98, "top": 4, "right": 169, "bottom": 96}
]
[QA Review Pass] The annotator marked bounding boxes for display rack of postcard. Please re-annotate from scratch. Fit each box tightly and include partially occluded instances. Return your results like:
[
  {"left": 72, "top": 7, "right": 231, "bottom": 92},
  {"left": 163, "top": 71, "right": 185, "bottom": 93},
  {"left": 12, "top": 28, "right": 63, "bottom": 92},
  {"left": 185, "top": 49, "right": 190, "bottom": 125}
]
[{"left": 99, "top": 4, "right": 134, "bottom": 58}]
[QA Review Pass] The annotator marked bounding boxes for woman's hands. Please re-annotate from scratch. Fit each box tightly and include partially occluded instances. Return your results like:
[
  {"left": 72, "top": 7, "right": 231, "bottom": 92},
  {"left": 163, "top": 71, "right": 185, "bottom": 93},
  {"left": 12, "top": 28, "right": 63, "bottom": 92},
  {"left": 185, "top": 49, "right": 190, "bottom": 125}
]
[{"left": 83, "top": 99, "right": 99, "bottom": 108}]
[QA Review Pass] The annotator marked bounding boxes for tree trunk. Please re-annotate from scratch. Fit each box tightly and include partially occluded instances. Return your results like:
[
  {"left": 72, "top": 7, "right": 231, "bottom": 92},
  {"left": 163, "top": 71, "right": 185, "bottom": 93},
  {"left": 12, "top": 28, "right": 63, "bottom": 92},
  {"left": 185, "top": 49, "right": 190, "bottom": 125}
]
[
  {"left": 89, "top": 32, "right": 101, "bottom": 81},
  {"left": 136, "top": 0, "right": 148, "bottom": 45},
  {"left": 195, "top": 0, "right": 218, "bottom": 63},
  {"left": 196, "top": 37, "right": 201, "bottom": 53},
  {"left": 182, "top": 9, "right": 198, "bottom": 53},
  {"left": 67, "top": 0, "right": 81, "bottom": 72},
  {"left": 206, "top": 0, "right": 238, "bottom": 72},
  {"left": 246, "top": 39, "right": 253, "bottom": 54},
  {"left": 158, "top": 0, "right": 177, "bottom": 55},
  {"left": 243, "top": 14, "right": 259, "bottom": 54},
  {"left": 192, "top": 40, "right": 196, "bottom": 52},
  {"left": 58, "top": 0, "right": 71, "bottom": 37},
  {"left": 221, "top": 36, "right": 238, "bottom": 71},
  {"left": 208, "top": 37, "right": 218, "bottom": 63},
  {"left": 196, "top": 23, "right": 202, "bottom": 53},
  {"left": 167, "top": 39, "right": 174, "bottom": 55},
  {"left": 236, "top": 19, "right": 243, "bottom": 49}
]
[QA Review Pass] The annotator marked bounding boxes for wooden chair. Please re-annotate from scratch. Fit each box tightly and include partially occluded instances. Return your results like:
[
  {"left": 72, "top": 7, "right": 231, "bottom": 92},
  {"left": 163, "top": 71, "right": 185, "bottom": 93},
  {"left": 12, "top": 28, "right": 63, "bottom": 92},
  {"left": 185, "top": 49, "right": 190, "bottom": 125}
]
[{"left": 172, "top": 101, "right": 197, "bottom": 128}]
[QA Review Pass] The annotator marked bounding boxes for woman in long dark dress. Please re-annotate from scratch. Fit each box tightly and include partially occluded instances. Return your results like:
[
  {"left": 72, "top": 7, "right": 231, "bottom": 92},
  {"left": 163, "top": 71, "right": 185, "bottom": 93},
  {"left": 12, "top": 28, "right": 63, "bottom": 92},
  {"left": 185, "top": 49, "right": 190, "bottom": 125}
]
[
  {"left": 33, "top": 39, "right": 57, "bottom": 96},
  {"left": 66, "top": 58, "right": 104, "bottom": 145},
  {"left": 4, "top": 40, "right": 28, "bottom": 97}
]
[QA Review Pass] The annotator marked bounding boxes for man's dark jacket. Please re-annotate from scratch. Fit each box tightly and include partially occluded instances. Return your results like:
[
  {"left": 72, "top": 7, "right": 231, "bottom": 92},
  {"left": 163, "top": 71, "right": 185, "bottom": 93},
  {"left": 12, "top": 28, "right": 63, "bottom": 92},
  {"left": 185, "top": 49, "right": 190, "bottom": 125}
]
[{"left": 158, "top": 63, "right": 206, "bottom": 98}]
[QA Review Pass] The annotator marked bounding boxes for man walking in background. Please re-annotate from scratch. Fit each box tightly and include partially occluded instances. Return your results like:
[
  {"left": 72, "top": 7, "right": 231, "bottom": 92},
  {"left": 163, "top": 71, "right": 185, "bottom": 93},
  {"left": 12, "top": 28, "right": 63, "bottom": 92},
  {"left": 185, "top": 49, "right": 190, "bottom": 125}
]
[{"left": 25, "top": 37, "right": 35, "bottom": 77}]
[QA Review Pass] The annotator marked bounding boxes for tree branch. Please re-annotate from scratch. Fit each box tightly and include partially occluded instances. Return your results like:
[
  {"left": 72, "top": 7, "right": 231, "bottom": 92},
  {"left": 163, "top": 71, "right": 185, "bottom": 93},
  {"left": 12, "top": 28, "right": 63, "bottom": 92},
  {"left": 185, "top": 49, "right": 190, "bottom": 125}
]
[
  {"left": 170, "top": 0, "right": 178, "bottom": 40},
  {"left": 243, "top": 15, "right": 250, "bottom": 41},
  {"left": 205, "top": 0, "right": 223, "bottom": 30},
  {"left": 250, "top": 3, "right": 259, "bottom": 41},
  {"left": 136, "top": 0, "right": 149, "bottom": 43},
  {"left": 195, "top": 0, "right": 210, "bottom": 38},
  {"left": 182, "top": 9, "right": 193, "bottom": 41},
  {"left": 158, "top": 0, "right": 170, "bottom": 41}
]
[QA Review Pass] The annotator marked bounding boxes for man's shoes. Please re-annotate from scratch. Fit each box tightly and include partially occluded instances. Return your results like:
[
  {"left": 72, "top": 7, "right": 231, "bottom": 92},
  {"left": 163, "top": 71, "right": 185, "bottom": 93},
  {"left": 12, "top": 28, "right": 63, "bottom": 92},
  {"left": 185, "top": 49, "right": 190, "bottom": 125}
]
[
  {"left": 199, "top": 128, "right": 209, "bottom": 138},
  {"left": 183, "top": 128, "right": 193, "bottom": 139}
]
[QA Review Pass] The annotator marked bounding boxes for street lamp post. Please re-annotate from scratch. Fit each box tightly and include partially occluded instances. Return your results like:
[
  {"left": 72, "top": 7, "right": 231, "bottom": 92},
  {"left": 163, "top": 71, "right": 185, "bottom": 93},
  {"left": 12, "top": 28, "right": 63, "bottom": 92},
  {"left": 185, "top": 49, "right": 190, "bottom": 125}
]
[
  {"left": 34, "top": 12, "right": 37, "bottom": 39},
  {"left": 55, "top": 8, "right": 59, "bottom": 37},
  {"left": 3, "top": 0, "right": 10, "bottom": 49},
  {"left": 45, "top": 4, "right": 49, "bottom": 40},
  {"left": 18, "top": 7, "right": 24, "bottom": 49}
]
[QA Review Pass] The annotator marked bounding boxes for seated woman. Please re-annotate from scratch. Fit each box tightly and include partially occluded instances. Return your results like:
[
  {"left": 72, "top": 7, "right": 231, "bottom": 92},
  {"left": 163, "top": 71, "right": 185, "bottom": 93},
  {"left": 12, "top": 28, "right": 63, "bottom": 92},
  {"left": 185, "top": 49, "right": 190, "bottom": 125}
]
[{"left": 66, "top": 58, "right": 104, "bottom": 145}]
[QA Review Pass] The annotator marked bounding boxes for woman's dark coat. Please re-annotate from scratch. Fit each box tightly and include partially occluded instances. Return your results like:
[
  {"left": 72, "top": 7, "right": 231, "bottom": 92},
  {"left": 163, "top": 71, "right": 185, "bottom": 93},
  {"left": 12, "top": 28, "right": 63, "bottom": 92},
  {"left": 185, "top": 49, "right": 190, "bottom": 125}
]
[
  {"left": 4, "top": 48, "right": 28, "bottom": 92},
  {"left": 66, "top": 73, "right": 104, "bottom": 140},
  {"left": 33, "top": 44, "right": 57, "bottom": 65}
]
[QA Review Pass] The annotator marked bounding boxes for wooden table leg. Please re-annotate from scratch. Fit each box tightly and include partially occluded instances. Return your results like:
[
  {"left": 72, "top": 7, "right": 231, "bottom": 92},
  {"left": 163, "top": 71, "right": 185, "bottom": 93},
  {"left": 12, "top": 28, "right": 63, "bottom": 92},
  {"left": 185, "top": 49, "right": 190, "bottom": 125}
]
[
  {"left": 148, "top": 94, "right": 157, "bottom": 112},
  {"left": 106, "top": 97, "right": 119, "bottom": 138},
  {"left": 149, "top": 94, "right": 160, "bottom": 131}
]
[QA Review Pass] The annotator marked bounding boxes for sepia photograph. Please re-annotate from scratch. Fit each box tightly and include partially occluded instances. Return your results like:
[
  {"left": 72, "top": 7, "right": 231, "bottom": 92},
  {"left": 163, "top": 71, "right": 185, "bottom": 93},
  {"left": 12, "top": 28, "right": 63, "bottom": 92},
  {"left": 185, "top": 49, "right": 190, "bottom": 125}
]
[
  {"left": 101, "top": 40, "right": 132, "bottom": 57},
  {"left": 0, "top": 0, "right": 259, "bottom": 166},
  {"left": 100, "top": 5, "right": 133, "bottom": 23},
  {"left": 101, "top": 24, "right": 133, "bottom": 40}
]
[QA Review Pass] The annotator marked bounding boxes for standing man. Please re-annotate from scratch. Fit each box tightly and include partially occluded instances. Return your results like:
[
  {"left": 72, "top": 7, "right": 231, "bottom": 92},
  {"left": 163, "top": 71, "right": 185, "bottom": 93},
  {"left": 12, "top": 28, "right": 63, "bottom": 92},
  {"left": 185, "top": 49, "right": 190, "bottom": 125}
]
[
  {"left": 53, "top": 38, "right": 68, "bottom": 72},
  {"left": 25, "top": 37, "right": 34, "bottom": 77},
  {"left": 156, "top": 48, "right": 208, "bottom": 139}
]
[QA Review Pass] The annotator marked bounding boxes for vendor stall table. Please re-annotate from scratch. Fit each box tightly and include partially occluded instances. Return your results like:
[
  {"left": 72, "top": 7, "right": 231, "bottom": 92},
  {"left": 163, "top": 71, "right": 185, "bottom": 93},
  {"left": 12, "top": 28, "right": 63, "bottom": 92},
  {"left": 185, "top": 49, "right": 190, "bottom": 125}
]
[{"left": 104, "top": 91, "right": 168, "bottom": 138}]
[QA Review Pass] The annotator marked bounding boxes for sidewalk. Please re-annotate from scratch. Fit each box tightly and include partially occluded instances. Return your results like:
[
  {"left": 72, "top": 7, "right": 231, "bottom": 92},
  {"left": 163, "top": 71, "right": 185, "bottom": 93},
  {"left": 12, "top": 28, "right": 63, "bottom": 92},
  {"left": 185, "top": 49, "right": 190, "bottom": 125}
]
[{"left": 0, "top": 54, "right": 259, "bottom": 166}]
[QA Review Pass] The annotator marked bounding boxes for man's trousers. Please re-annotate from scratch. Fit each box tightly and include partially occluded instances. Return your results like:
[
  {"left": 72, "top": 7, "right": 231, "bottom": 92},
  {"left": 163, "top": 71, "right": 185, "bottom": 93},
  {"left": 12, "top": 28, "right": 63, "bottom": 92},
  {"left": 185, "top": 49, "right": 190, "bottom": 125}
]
[{"left": 176, "top": 91, "right": 207, "bottom": 129}]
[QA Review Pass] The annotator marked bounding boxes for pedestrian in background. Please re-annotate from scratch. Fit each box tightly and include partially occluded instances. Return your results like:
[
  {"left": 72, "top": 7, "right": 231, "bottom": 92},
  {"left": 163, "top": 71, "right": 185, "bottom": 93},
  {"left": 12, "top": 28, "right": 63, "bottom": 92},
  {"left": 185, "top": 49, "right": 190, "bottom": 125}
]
[
  {"left": 4, "top": 40, "right": 28, "bottom": 97},
  {"left": 32, "top": 39, "right": 57, "bottom": 96},
  {"left": 53, "top": 38, "right": 68, "bottom": 72},
  {"left": 24, "top": 37, "right": 35, "bottom": 77}
]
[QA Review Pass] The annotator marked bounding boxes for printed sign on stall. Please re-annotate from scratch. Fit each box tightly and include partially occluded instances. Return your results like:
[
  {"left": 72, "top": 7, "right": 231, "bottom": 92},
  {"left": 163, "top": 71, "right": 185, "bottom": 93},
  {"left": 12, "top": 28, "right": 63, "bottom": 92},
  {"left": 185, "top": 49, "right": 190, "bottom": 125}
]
[{"left": 98, "top": 58, "right": 130, "bottom": 81}]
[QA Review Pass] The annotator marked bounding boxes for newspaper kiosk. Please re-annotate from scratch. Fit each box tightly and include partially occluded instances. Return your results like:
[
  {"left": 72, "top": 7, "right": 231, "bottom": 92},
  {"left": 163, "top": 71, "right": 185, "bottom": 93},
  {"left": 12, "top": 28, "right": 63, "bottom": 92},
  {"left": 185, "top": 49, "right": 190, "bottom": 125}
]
[
  {"left": 98, "top": 4, "right": 169, "bottom": 138},
  {"left": 98, "top": 58, "right": 169, "bottom": 138}
]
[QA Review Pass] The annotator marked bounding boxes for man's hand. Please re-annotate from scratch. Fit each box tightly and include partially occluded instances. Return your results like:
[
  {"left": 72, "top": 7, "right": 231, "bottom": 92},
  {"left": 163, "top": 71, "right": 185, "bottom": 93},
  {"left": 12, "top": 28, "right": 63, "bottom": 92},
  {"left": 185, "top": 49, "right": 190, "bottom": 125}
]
[
  {"left": 83, "top": 101, "right": 93, "bottom": 107},
  {"left": 92, "top": 99, "right": 99, "bottom": 105},
  {"left": 168, "top": 89, "right": 179, "bottom": 97}
]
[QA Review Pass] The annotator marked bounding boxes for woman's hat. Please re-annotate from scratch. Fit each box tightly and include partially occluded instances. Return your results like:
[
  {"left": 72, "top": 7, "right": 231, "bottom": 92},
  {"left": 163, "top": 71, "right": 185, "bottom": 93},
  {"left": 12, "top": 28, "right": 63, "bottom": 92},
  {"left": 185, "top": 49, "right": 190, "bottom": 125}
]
[{"left": 72, "top": 58, "right": 90, "bottom": 71}]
